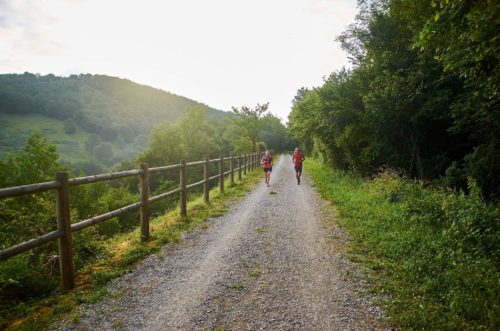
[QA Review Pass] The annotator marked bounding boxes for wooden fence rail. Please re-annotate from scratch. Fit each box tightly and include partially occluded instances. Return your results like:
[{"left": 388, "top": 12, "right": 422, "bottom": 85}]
[{"left": 0, "top": 152, "right": 263, "bottom": 290}]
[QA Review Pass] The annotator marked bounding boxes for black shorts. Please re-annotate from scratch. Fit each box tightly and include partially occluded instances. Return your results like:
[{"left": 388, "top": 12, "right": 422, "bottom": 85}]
[
  {"left": 294, "top": 166, "right": 302, "bottom": 173},
  {"left": 264, "top": 167, "right": 272, "bottom": 173}
]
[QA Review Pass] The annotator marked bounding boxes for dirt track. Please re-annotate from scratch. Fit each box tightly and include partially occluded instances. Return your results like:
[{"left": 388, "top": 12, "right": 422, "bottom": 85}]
[{"left": 55, "top": 154, "right": 388, "bottom": 331}]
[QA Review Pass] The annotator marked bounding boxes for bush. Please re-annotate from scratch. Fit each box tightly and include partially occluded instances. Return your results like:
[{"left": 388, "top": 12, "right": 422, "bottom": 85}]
[{"left": 307, "top": 160, "right": 500, "bottom": 330}]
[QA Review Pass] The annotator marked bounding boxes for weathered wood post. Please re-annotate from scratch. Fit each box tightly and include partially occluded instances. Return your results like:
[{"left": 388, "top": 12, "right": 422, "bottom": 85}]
[
  {"left": 238, "top": 154, "right": 242, "bottom": 181},
  {"left": 230, "top": 153, "right": 234, "bottom": 186},
  {"left": 250, "top": 153, "right": 253, "bottom": 171},
  {"left": 56, "top": 172, "right": 75, "bottom": 290},
  {"left": 139, "top": 163, "right": 150, "bottom": 241},
  {"left": 180, "top": 159, "right": 187, "bottom": 217},
  {"left": 243, "top": 154, "right": 247, "bottom": 175},
  {"left": 219, "top": 155, "right": 224, "bottom": 193},
  {"left": 203, "top": 156, "right": 209, "bottom": 204}
]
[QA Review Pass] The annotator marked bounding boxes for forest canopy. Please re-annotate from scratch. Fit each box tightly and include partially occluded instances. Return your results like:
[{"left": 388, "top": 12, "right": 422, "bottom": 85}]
[{"left": 288, "top": 0, "right": 500, "bottom": 198}]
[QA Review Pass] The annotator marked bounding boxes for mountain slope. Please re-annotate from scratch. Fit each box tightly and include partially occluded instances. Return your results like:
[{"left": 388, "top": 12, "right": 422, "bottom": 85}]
[{"left": 0, "top": 73, "right": 228, "bottom": 167}]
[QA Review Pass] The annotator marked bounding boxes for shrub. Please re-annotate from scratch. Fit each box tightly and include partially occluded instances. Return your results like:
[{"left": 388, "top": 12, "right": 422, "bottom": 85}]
[{"left": 307, "top": 160, "right": 500, "bottom": 330}]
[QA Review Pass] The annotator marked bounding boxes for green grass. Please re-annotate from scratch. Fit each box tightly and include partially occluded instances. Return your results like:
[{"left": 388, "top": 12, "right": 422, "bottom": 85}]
[
  {"left": 306, "top": 159, "right": 500, "bottom": 330},
  {"left": 0, "top": 113, "right": 91, "bottom": 162},
  {"left": 229, "top": 283, "right": 245, "bottom": 290},
  {"left": 255, "top": 227, "right": 269, "bottom": 234},
  {"left": 249, "top": 269, "right": 262, "bottom": 278},
  {"left": 1, "top": 166, "right": 264, "bottom": 330}
]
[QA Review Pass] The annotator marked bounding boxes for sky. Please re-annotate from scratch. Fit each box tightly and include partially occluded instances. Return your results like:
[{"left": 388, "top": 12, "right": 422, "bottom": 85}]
[{"left": 0, "top": 0, "right": 358, "bottom": 122}]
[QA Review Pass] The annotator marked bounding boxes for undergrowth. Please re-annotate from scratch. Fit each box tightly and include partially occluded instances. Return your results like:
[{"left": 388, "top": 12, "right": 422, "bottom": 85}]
[
  {"left": 307, "top": 159, "right": 499, "bottom": 330},
  {"left": 0, "top": 167, "right": 264, "bottom": 331}
]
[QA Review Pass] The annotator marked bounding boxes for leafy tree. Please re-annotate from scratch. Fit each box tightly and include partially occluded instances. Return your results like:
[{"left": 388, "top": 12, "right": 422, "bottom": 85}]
[
  {"left": 93, "top": 143, "right": 114, "bottom": 165},
  {"left": 231, "top": 103, "right": 269, "bottom": 152},
  {"left": 178, "top": 106, "right": 218, "bottom": 160},
  {"left": 99, "top": 126, "right": 119, "bottom": 142},
  {"left": 259, "top": 114, "right": 295, "bottom": 152},
  {"left": 85, "top": 133, "right": 102, "bottom": 154},
  {"left": 0, "top": 134, "right": 64, "bottom": 297},
  {"left": 71, "top": 158, "right": 105, "bottom": 176},
  {"left": 288, "top": 0, "right": 499, "bottom": 197},
  {"left": 418, "top": 0, "right": 500, "bottom": 197},
  {"left": 140, "top": 122, "right": 183, "bottom": 167},
  {"left": 0, "top": 132, "right": 63, "bottom": 187},
  {"left": 116, "top": 124, "right": 135, "bottom": 143}
]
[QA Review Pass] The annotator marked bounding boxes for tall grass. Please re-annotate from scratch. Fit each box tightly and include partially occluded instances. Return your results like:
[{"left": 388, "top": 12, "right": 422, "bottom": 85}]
[{"left": 306, "top": 159, "right": 499, "bottom": 330}]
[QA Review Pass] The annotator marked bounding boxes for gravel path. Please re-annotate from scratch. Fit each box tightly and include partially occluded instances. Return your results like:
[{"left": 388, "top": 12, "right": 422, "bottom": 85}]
[{"left": 55, "top": 155, "right": 389, "bottom": 331}]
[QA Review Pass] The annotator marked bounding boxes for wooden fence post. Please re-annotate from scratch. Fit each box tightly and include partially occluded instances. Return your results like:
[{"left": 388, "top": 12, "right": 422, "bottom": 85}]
[
  {"left": 243, "top": 154, "right": 247, "bottom": 175},
  {"left": 238, "top": 155, "right": 242, "bottom": 181},
  {"left": 250, "top": 153, "right": 253, "bottom": 171},
  {"left": 230, "top": 153, "right": 234, "bottom": 186},
  {"left": 56, "top": 172, "right": 75, "bottom": 290},
  {"left": 219, "top": 155, "right": 224, "bottom": 193},
  {"left": 203, "top": 156, "right": 209, "bottom": 204},
  {"left": 180, "top": 159, "right": 187, "bottom": 217},
  {"left": 140, "top": 163, "right": 150, "bottom": 241}
]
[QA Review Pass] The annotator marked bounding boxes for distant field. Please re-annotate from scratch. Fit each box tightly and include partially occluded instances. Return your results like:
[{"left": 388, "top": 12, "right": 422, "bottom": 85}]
[{"left": 0, "top": 113, "right": 91, "bottom": 162}]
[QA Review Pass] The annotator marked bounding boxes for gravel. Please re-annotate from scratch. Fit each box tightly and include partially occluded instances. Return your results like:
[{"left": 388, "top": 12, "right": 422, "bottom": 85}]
[{"left": 54, "top": 155, "right": 390, "bottom": 331}]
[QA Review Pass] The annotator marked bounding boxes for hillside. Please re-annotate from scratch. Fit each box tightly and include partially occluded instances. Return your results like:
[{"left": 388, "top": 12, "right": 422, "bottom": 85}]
[{"left": 0, "top": 73, "right": 227, "bottom": 170}]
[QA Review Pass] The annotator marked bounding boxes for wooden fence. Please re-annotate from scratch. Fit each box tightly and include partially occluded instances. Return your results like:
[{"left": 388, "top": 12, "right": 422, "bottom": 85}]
[{"left": 0, "top": 152, "right": 262, "bottom": 290}]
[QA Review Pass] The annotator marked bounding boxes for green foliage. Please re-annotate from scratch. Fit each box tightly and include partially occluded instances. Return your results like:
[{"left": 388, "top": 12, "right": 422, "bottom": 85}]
[
  {"left": 258, "top": 114, "right": 296, "bottom": 152},
  {"left": 231, "top": 103, "right": 269, "bottom": 152},
  {"left": 307, "top": 159, "right": 500, "bottom": 330},
  {"left": 93, "top": 143, "right": 114, "bottom": 165},
  {"left": 0, "top": 132, "right": 63, "bottom": 186},
  {"left": 99, "top": 126, "right": 118, "bottom": 142},
  {"left": 0, "top": 73, "right": 229, "bottom": 169},
  {"left": 0, "top": 134, "right": 64, "bottom": 300},
  {"left": 0, "top": 73, "right": 224, "bottom": 135},
  {"left": 0, "top": 134, "right": 137, "bottom": 305},
  {"left": 288, "top": 0, "right": 500, "bottom": 198},
  {"left": 71, "top": 159, "right": 104, "bottom": 176}
]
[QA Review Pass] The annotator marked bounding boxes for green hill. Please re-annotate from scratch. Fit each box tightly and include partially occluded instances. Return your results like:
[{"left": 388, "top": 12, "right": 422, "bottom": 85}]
[{"left": 0, "top": 73, "right": 228, "bottom": 170}]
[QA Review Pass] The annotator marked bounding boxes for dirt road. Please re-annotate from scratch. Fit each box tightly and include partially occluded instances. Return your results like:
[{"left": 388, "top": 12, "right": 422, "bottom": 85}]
[{"left": 56, "top": 155, "right": 387, "bottom": 331}]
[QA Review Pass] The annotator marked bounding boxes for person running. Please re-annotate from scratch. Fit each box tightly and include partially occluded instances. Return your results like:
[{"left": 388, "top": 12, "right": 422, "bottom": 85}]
[
  {"left": 260, "top": 150, "right": 273, "bottom": 187},
  {"left": 292, "top": 147, "right": 305, "bottom": 185}
]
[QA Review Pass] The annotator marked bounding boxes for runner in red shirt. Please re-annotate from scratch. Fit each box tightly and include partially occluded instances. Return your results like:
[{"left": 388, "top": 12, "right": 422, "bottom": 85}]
[
  {"left": 260, "top": 150, "right": 273, "bottom": 187},
  {"left": 292, "top": 147, "right": 305, "bottom": 185}
]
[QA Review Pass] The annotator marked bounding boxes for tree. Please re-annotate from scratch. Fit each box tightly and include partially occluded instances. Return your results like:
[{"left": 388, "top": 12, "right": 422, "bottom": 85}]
[
  {"left": 178, "top": 106, "right": 218, "bottom": 160},
  {"left": 140, "top": 123, "right": 183, "bottom": 167},
  {"left": 0, "top": 132, "right": 63, "bottom": 187},
  {"left": 418, "top": 0, "right": 500, "bottom": 197},
  {"left": 99, "top": 126, "right": 119, "bottom": 142},
  {"left": 231, "top": 103, "right": 269, "bottom": 152},
  {"left": 85, "top": 133, "right": 102, "bottom": 154},
  {"left": 259, "top": 114, "right": 296, "bottom": 152},
  {"left": 0, "top": 133, "right": 65, "bottom": 298},
  {"left": 93, "top": 143, "right": 114, "bottom": 165}
]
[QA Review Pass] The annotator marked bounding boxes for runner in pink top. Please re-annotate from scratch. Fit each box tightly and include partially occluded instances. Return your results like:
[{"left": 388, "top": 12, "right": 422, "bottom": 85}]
[{"left": 260, "top": 150, "right": 273, "bottom": 187}]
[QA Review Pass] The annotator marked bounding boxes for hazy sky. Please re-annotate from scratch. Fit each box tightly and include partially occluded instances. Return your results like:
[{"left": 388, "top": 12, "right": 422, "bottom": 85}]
[{"left": 0, "top": 0, "right": 358, "bottom": 121}]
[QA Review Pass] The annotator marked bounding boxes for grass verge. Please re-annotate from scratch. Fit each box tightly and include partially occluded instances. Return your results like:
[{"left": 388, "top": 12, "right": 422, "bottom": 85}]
[
  {"left": 1, "top": 166, "right": 265, "bottom": 331},
  {"left": 306, "top": 159, "right": 499, "bottom": 330}
]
